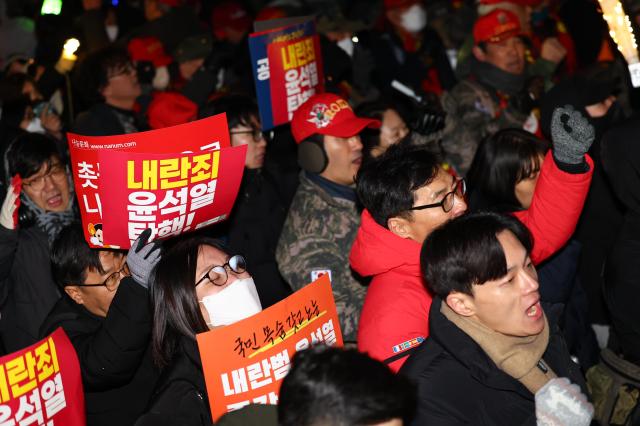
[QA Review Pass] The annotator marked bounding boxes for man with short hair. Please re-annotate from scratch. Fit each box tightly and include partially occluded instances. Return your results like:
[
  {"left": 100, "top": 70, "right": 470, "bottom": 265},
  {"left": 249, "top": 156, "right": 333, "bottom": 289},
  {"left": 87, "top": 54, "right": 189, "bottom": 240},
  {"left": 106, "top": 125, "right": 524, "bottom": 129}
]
[
  {"left": 40, "top": 226, "right": 160, "bottom": 426},
  {"left": 276, "top": 92, "right": 380, "bottom": 342},
  {"left": 279, "top": 345, "right": 416, "bottom": 426},
  {"left": 74, "top": 46, "right": 143, "bottom": 136},
  {"left": 401, "top": 212, "right": 593, "bottom": 425},
  {"left": 352, "top": 106, "right": 595, "bottom": 371},
  {"left": 440, "top": 9, "right": 541, "bottom": 175}
]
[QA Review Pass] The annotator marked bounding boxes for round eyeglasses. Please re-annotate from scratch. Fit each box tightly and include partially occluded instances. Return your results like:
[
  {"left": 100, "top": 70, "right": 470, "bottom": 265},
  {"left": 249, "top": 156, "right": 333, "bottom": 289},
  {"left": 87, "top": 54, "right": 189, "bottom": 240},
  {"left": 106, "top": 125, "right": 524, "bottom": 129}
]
[
  {"left": 195, "top": 254, "right": 247, "bottom": 287},
  {"left": 408, "top": 178, "right": 466, "bottom": 213}
]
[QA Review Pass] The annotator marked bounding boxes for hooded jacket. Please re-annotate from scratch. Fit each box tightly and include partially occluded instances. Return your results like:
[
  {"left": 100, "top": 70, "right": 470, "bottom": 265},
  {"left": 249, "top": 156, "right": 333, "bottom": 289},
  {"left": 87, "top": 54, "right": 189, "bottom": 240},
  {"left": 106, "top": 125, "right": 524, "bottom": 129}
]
[
  {"left": 351, "top": 152, "right": 593, "bottom": 371},
  {"left": 399, "top": 298, "right": 587, "bottom": 426}
]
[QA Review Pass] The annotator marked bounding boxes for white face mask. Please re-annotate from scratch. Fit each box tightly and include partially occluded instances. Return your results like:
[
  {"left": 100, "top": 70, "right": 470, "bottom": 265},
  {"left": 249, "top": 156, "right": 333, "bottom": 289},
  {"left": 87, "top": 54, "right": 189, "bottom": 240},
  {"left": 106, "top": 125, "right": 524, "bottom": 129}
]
[
  {"left": 400, "top": 4, "right": 427, "bottom": 34},
  {"left": 106, "top": 25, "right": 119, "bottom": 42},
  {"left": 199, "top": 278, "right": 262, "bottom": 327},
  {"left": 26, "top": 117, "right": 45, "bottom": 134},
  {"left": 152, "top": 66, "right": 170, "bottom": 90},
  {"left": 336, "top": 37, "right": 354, "bottom": 57}
]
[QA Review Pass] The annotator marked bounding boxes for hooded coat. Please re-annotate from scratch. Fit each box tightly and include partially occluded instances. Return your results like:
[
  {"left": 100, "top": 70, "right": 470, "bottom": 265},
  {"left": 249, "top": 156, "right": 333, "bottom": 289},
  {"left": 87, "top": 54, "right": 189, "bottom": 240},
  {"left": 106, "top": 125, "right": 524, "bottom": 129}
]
[
  {"left": 351, "top": 152, "right": 593, "bottom": 371},
  {"left": 601, "top": 116, "right": 640, "bottom": 364}
]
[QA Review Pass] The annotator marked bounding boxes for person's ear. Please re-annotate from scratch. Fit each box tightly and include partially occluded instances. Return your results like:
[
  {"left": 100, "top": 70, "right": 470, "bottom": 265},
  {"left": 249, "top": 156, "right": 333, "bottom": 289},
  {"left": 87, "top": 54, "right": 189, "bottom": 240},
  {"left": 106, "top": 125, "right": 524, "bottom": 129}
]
[
  {"left": 472, "top": 45, "right": 487, "bottom": 62},
  {"left": 445, "top": 291, "right": 476, "bottom": 317},
  {"left": 64, "top": 286, "right": 84, "bottom": 305},
  {"left": 387, "top": 216, "right": 413, "bottom": 239}
]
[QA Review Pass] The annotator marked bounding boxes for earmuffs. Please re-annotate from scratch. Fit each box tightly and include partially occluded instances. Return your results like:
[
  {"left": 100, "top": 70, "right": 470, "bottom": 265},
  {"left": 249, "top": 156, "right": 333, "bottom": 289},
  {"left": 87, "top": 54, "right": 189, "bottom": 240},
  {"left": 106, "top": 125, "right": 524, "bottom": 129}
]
[{"left": 297, "top": 135, "right": 328, "bottom": 174}]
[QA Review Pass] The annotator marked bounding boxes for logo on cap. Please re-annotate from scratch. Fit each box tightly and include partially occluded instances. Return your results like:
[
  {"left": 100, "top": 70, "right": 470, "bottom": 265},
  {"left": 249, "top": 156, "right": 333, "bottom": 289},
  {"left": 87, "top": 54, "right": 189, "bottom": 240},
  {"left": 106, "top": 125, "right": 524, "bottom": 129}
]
[
  {"left": 307, "top": 103, "right": 331, "bottom": 129},
  {"left": 498, "top": 12, "right": 507, "bottom": 24},
  {"left": 306, "top": 99, "right": 351, "bottom": 129}
]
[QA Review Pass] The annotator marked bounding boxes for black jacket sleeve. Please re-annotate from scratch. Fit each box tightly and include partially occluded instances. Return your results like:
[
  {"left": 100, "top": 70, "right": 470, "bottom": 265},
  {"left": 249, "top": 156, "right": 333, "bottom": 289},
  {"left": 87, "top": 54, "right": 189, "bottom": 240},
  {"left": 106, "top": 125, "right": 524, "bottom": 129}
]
[{"left": 66, "top": 278, "right": 152, "bottom": 391}]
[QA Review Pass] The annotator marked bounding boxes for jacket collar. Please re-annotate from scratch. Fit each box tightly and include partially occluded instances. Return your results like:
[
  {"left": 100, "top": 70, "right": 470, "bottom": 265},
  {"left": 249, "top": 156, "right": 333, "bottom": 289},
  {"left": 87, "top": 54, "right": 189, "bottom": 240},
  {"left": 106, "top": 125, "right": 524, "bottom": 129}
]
[
  {"left": 299, "top": 171, "right": 356, "bottom": 209},
  {"left": 428, "top": 298, "right": 536, "bottom": 399}
]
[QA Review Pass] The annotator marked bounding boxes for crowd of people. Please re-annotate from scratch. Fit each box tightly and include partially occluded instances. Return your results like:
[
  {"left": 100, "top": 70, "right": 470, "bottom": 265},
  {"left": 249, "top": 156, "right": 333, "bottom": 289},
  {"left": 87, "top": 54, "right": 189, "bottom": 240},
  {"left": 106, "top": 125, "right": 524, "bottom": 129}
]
[{"left": 1, "top": 0, "right": 639, "bottom": 424}]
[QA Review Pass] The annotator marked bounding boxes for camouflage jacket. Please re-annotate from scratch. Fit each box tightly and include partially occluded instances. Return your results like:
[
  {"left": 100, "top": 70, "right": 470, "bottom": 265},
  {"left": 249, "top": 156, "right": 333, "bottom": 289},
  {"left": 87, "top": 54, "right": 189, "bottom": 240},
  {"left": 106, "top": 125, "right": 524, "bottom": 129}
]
[
  {"left": 276, "top": 172, "right": 366, "bottom": 342},
  {"left": 440, "top": 78, "right": 530, "bottom": 175}
]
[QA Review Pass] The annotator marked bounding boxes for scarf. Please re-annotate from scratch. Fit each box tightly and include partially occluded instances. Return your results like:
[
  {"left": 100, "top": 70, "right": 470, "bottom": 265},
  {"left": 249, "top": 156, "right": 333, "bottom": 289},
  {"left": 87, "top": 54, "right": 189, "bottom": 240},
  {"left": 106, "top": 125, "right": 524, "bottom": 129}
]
[
  {"left": 21, "top": 192, "right": 77, "bottom": 246},
  {"left": 472, "top": 58, "right": 526, "bottom": 96},
  {"left": 441, "top": 302, "right": 556, "bottom": 394}
]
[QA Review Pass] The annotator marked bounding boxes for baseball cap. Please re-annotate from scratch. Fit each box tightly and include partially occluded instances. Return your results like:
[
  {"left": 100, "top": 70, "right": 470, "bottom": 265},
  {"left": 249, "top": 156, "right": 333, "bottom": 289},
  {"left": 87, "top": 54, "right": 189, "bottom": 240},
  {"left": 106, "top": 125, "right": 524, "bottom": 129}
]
[
  {"left": 478, "top": 0, "right": 543, "bottom": 6},
  {"left": 384, "top": 0, "right": 421, "bottom": 10},
  {"left": 147, "top": 92, "right": 198, "bottom": 129},
  {"left": 291, "top": 93, "right": 381, "bottom": 143},
  {"left": 173, "top": 33, "right": 213, "bottom": 63},
  {"left": 473, "top": 9, "right": 523, "bottom": 44},
  {"left": 128, "top": 37, "right": 172, "bottom": 67}
]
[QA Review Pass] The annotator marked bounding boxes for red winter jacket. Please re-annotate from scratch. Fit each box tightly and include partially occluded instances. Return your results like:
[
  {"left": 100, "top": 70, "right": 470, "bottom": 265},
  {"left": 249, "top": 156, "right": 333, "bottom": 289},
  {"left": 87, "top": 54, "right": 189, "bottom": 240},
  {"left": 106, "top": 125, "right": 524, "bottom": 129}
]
[{"left": 351, "top": 152, "right": 593, "bottom": 372}]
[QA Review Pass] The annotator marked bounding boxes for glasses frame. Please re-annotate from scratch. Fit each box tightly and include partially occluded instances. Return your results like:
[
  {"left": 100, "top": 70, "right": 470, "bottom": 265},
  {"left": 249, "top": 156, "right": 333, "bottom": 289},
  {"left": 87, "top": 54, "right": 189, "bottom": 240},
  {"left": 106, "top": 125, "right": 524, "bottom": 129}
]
[
  {"left": 408, "top": 178, "right": 466, "bottom": 213},
  {"left": 195, "top": 254, "right": 247, "bottom": 287},
  {"left": 229, "top": 129, "right": 267, "bottom": 143},
  {"left": 67, "top": 262, "right": 130, "bottom": 291},
  {"left": 22, "top": 163, "right": 67, "bottom": 191}
]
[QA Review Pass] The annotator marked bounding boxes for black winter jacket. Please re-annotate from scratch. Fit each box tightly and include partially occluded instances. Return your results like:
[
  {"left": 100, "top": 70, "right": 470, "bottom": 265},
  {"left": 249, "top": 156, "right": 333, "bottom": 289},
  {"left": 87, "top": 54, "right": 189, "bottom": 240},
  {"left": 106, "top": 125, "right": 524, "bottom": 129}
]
[
  {"left": 400, "top": 298, "right": 587, "bottom": 426},
  {"left": 135, "top": 338, "right": 212, "bottom": 426},
  {"left": 40, "top": 278, "right": 158, "bottom": 426},
  {"left": 0, "top": 225, "right": 60, "bottom": 353}
]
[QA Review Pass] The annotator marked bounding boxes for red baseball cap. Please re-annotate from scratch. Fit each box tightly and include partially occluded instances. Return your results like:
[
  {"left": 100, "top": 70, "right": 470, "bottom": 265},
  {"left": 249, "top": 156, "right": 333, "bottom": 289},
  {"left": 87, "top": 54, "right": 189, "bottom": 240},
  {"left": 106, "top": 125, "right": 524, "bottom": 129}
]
[
  {"left": 211, "top": 1, "right": 252, "bottom": 39},
  {"left": 147, "top": 92, "right": 197, "bottom": 129},
  {"left": 473, "top": 9, "right": 523, "bottom": 44},
  {"left": 291, "top": 93, "right": 380, "bottom": 143},
  {"left": 128, "top": 37, "right": 172, "bottom": 67},
  {"left": 478, "top": 0, "right": 543, "bottom": 6},
  {"left": 384, "top": 0, "right": 420, "bottom": 10}
]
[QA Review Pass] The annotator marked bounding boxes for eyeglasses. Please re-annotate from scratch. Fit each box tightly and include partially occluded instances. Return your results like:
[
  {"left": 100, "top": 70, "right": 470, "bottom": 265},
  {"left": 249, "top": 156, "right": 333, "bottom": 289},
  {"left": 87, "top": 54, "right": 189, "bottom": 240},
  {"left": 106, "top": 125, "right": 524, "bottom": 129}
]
[
  {"left": 68, "top": 262, "right": 130, "bottom": 291},
  {"left": 229, "top": 129, "right": 267, "bottom": 143},
  {"left": 108, "top": 63, "right": 135, "bottom": 79},
  {"left": 195, "top": 255, "right": 247, "bottom": 287},
  {"left": 22, "top": 164, "right": 67, "bottom": 191},
  {"left": 409, "top": 178, "right": 466, "bottom": 213}
]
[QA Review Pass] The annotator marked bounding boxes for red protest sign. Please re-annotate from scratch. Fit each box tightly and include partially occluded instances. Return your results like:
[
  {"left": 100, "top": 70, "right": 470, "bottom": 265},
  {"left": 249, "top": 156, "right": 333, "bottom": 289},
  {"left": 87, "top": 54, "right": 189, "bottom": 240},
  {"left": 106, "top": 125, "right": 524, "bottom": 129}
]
[
  {"left": 67, "top": 114, "right": 244, "bottom": 248},
  {"left": 0, "top": 328, "right": 85, "bottom": 425},
  {"left": 196, "top": 275, "right": 342, "bottom": 421},
  {"left": 99, "top": 145, "right": 246, "bottom": 248},
  {"left": 268, "top": 33, "right": 323, "bottom": 125}
]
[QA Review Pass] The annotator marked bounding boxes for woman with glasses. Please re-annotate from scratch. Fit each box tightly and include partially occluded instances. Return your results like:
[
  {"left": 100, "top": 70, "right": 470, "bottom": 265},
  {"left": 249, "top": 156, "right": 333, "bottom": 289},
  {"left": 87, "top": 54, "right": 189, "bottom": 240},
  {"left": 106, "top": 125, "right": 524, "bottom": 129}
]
[
  {"left": 0, "top": 132, "right": 77, "bottom": 353},
  {"left": 466, "top": 128, "right": 600, "bottom": 370},
  {"left": 198, "top": 95, "right": 292, "bottom": 309},
  {"left": 137, "top": 235, "right": 261, "bottom": 426}
]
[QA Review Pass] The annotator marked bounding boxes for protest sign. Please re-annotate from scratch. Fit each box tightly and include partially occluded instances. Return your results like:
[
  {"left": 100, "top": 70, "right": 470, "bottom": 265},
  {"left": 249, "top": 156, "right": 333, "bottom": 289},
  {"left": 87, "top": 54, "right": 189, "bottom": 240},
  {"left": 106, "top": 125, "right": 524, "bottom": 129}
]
[
  {"left": 67, "top": 114, "right": 246, "bottom": 248},
  {"left": 0, "top": 328, "right": 85, "bottom": 425},
  {"left": 249, "top": 17, "right": 324, "bottom": 130},
  {"left": 196, "top": 275, "right": 342, "bottom": 421}
]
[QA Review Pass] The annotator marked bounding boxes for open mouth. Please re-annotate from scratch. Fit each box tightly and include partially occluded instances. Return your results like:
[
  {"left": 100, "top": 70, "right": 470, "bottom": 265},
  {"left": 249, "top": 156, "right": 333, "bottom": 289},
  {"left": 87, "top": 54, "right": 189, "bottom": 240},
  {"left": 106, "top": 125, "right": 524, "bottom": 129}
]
[
  {"left": 46, "top": 194, "right": 63, "bottom": 208},
  {"left": 525, "top": 300, "right": 542, "bottom": 319}
]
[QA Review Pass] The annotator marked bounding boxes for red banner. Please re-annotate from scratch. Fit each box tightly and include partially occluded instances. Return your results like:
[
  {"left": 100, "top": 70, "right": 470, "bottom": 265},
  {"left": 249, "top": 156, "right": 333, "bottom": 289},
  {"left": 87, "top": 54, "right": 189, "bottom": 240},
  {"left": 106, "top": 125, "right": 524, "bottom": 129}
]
[
  {"left": 0, "top": 328, "right": 85, "bottom": 425},
  {"left": 67, "top": 114, "right": 246, "bottom": 248},
  {"left": 196, "top": 275, "right": 342, "bottom": 421}
]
